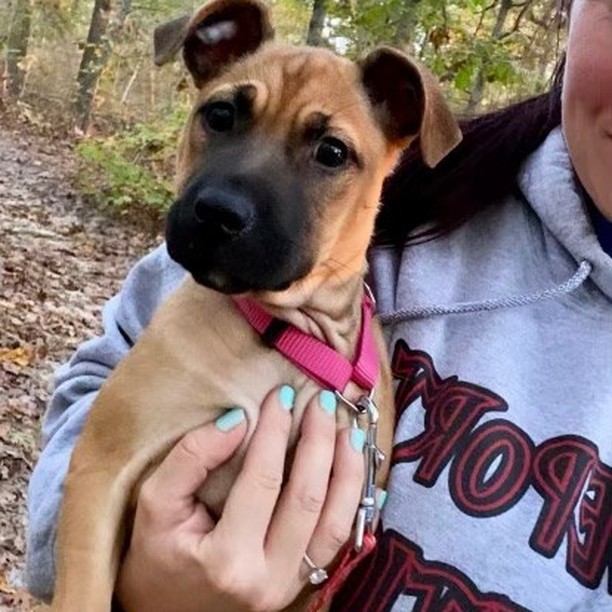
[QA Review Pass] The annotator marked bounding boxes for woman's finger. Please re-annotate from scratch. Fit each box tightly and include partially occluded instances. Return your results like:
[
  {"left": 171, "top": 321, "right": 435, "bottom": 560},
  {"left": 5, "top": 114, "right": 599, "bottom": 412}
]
[
  {"left": 266, "top": 390, "right": 338, "bottom": 574},
  {"left": 213, "top": 385, "right": 295, "bottom": 550},
  {"left": 139, "top": 407, "right": 247, "bottom": 528},
  {"left": 299, "top": 425, "right": 365, "bottom": 578}
]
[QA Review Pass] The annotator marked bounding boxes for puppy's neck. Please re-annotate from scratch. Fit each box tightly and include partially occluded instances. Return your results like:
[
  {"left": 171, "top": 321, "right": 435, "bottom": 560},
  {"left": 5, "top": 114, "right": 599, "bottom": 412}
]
[{"left": 255, "top": 273, "right": 365, "bottom": 360}]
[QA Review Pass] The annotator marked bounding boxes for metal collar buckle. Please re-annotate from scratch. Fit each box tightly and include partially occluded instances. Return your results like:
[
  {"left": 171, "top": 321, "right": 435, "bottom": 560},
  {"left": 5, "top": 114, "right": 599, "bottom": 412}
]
[{"left": 335, "top": 390, "right": 385, "bottom": 552}]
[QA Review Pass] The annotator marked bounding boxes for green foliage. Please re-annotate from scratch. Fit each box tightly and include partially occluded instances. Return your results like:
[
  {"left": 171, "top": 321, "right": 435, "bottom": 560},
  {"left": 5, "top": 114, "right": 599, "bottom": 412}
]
[
  {"left": 75, "top": 106, "right": 187, "bottom": 219},
  {"left": 272, "top": 0, "right": 312, "bottom": 43},
  {"left": 323, "top": 0, "right": 564, "bottom": 108}
]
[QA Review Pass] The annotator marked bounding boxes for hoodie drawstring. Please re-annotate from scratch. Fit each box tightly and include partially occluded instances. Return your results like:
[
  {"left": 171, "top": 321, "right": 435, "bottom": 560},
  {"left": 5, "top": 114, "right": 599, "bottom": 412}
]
[{"left": 379, "top": 260, "right": 593, "bottom": 325}]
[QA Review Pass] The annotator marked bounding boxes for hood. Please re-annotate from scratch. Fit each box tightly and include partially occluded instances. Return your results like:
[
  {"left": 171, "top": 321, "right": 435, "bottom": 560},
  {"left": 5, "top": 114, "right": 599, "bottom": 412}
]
[{"left": 518, "top": 126, "right": 612, "bottom": 301}]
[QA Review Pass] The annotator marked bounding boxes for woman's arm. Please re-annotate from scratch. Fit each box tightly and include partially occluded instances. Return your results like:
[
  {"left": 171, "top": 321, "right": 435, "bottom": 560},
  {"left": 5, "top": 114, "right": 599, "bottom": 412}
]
[{"left": 26, "top": 244, "right": 185, "bottom": 602}]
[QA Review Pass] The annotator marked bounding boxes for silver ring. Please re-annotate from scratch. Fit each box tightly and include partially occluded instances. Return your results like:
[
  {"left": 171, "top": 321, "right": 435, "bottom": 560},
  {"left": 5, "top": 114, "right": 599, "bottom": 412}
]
[{"left": 303, "top": 553, "right": 328, "bottom": 585}]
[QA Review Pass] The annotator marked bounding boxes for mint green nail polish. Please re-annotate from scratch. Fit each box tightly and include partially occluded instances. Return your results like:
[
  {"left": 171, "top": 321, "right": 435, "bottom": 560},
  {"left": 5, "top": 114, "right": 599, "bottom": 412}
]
[
  {"left": 215, "top": 407, "right": 245, "bottom": 432},
  {"left": 376, "top": 489, "right": 388, "bottom": 510},
  {"left": 319, "top": 390, "right": 337, "bottom": 415},
  {"left": 279, "top": 385, "right": 295, "bottom": 411},
  {"left": 350, "top": 427, "right": 366, "bottom": 452}
]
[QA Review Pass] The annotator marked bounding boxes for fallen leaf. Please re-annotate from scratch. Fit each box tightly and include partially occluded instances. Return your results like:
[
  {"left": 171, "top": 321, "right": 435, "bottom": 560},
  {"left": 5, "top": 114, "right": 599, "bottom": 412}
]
[{"left": 0, "top": 347, "right": 35, "bottom": 368}]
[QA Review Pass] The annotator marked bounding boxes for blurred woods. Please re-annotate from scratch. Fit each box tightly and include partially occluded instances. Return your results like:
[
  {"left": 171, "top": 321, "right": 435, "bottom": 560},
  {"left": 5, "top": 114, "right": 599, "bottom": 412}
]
[{"left": 0, "top": 0, "right": 568, "bottom": 219}]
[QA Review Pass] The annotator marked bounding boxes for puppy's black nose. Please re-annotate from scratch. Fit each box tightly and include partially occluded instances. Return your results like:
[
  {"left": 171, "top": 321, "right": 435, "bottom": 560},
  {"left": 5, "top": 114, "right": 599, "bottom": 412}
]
[{"left": 193, "top": 186, "right": 252, "bottom": 239}]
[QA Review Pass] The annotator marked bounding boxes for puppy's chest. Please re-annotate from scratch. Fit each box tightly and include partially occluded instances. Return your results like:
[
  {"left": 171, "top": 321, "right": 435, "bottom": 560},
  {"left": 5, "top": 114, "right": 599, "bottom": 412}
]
[{"left": 148, "top": 282, "right": 352, "bottom": 433}]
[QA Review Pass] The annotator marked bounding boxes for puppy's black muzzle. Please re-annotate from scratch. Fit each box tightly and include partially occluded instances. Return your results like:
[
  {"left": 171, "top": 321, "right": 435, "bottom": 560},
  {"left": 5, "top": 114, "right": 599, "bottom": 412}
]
[{"left": 166, "top": 172, "right": 312, "bottom": 294}]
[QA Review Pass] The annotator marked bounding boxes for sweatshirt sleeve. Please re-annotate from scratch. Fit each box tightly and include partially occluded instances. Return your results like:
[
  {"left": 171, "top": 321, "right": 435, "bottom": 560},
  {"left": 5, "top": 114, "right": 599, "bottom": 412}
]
[{"left": 25, "top": 243, "right": 186, "bottom": 603}]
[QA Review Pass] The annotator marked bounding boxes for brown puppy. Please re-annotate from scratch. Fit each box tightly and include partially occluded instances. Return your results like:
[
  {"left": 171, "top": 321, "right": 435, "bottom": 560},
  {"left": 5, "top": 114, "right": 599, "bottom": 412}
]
[{"left": 51, "top": 1, "right": 461, "bottom": 610}]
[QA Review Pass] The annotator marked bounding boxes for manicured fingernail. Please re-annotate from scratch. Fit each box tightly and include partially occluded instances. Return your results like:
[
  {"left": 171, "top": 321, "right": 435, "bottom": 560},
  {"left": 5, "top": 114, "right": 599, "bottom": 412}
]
[
  {"left": 319, "top": 390, "right": 337, "bottom": 415},
  {"left": 350, "top": 427, "right": 366, "bottom": 452},
  {"left": 376, "top": 489, "right": 388, "bottom": 510},
  {"left": 215, "top": 407, "right": 245, "bottom": 432},
  {"left": 279, "top": 385, "right": 295, "bottom": 411}
]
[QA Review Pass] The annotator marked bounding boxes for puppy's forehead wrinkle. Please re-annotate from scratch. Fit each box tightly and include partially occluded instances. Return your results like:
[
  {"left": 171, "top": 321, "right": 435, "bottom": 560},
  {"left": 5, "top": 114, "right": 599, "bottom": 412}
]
[
  {"left": 232, "top": 45, "right": 365, "bottom": 114},
  {"left": 303, "top": 112, "right": 330, "bottom": 138},
  {"left": 263, "top": 85, "right": 368, "bottom": 146},
  {"left": 278, "top": 59, "right": 359, "bottom": 116}
]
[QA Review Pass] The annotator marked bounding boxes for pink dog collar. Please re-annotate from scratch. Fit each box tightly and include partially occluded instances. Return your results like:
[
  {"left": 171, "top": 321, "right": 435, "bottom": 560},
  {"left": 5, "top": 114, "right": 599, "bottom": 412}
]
[{"left": 233, "top": 290, "right": 379, "bottom": 394}]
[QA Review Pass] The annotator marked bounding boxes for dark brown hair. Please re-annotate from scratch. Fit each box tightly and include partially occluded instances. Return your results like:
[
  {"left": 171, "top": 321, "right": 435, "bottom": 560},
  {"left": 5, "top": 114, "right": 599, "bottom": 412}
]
[{"left": 374, "top": 54, "right": 567, "bottom": 247}]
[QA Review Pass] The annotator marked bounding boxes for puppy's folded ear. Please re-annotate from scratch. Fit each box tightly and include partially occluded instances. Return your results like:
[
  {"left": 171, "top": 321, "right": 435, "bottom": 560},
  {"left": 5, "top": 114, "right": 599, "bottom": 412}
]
[
  {"left": 154, "top": 15, "right": 191, "bottom": 67},
  {"left": 360, "top": 47, "right": 462, "bottom": 167},
  {"left": 153, "top": 0, "right": 274, "bottom": 88}
]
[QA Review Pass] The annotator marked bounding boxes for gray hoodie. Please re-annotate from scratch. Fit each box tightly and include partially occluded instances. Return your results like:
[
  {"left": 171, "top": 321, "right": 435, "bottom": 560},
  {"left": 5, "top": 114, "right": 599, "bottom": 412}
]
[{"left": 27, "top": 128, "right": 611, "bottom": 610}]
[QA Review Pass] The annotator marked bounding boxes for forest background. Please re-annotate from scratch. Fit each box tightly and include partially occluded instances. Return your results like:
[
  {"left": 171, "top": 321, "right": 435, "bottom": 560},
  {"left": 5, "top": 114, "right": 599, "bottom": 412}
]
[{"left": 1, "top": 0, "right": 569, "bottom": 222}]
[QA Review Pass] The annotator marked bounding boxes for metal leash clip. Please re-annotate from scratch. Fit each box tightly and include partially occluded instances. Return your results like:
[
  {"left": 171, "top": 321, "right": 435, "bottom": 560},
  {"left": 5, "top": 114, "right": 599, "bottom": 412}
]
[{"left": 335, "top": 392, "right": 386, "bottom": 553}]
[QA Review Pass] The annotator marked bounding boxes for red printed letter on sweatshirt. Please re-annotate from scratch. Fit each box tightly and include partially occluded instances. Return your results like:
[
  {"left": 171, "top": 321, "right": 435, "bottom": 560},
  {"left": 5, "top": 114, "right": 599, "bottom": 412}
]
[
  {"left": 567, "top": 460, "right": 612, "bottom": 591},
  {"left": 331, "top": 529, "right": 528, "bottom": 612},
  {"left": 449, "top": 419, "right": 535, "bottom": 517},
  {"left": 391, "top": 341, "right": 507, "bottom": 486},
  {"left": 530, "top": 436, "right": 598, "bottom": 557}
]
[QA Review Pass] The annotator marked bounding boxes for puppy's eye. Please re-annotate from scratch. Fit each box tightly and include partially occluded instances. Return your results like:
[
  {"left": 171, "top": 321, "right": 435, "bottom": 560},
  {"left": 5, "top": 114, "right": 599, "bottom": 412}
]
[
  {"left": 315, "top": 137, "right": 349, "bottom": 168},
  {"left": 202, "top": 101, "right": 236, "bottom": 133}
]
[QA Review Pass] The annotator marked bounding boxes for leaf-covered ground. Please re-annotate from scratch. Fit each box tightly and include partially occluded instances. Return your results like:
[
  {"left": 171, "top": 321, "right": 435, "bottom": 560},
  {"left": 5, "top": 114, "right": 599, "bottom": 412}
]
[{"left": 0, "top": 125, "right": 161, "bottom": 609}]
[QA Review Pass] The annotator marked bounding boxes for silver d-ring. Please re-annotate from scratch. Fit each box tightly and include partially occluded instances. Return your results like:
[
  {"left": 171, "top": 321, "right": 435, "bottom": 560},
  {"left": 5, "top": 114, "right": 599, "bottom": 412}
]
[{"left": 303, "top": 553, "right": 329, "bottom": 585}]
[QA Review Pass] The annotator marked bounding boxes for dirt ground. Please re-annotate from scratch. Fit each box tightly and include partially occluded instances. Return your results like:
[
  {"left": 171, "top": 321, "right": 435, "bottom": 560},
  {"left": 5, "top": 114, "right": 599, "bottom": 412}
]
[{"left": 0, "top": 124, "right": 160, "bottom": 609}]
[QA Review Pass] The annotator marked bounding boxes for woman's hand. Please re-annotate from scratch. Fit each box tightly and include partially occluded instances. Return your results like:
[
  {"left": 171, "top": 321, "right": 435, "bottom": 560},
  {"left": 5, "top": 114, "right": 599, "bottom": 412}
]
[{"left": 115, "top": 386, "right": 366, "bottom": 612}]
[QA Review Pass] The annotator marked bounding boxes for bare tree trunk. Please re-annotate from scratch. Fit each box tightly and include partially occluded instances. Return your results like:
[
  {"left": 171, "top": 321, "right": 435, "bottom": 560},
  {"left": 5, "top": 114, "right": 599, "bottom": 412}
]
[
  {"left": 306, "top": 0, "right": 327, "bottom": 47},
  {"left": 6, "top": 0, "right": 31, "bottom": 99},
  {"left": 74, "top": 0, "right": 132, "bottom": 132},
  {"left": 467, "top": 69, "right": 485, "bottom": 113},
  {"left": 394, "top": 0, "right": 422, "bottom": 45},
  {"left": 74, "top": 0, "right": 112, "bottom": 131}
]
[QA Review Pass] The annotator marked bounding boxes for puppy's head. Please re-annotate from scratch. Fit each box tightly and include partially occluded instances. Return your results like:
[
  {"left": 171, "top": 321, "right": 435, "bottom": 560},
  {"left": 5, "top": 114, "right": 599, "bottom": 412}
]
[{"left": 156, "top": 0, "right": 461, "bottom": 303}]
